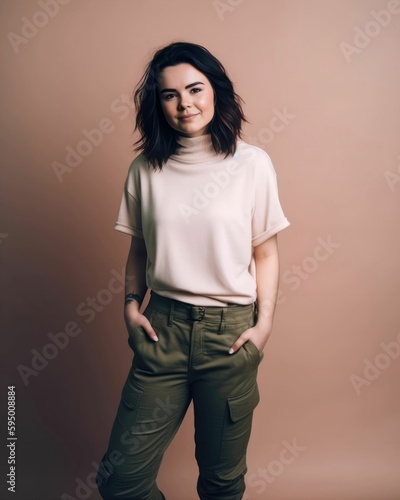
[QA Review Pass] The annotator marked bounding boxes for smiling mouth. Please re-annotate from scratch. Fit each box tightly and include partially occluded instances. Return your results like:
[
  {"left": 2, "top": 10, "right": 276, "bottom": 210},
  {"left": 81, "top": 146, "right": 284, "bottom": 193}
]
[{"left": 178, "top": 114, "right": 199, "bottom": 120}]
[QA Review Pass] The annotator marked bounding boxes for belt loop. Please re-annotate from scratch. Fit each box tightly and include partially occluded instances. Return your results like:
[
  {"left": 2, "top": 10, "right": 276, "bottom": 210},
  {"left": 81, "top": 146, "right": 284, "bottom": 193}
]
[
  {"left": 168, "top": 301, "right": 174, "bottom": 326},
  {"left": 218, "top": 308, "right": 226, "bottom": 334}
]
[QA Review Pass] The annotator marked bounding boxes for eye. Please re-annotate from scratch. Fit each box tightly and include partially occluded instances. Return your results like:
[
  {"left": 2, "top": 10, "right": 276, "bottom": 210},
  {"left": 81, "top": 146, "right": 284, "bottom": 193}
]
[
  {"left": 190, "top": 88, "right": 202, "bottom": 94},
  {"left": 163, "top": 93, "right": 176, "bottom": 101}
]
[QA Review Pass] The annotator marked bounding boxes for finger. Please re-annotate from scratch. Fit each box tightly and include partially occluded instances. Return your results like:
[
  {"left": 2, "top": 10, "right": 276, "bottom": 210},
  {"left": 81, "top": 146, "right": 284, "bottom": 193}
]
[
  {"left": 228, "top": 336, "right": 247, "bottom": 354},
  {"left": 142, "top": 320, "right": 158, "bottom": 342}
]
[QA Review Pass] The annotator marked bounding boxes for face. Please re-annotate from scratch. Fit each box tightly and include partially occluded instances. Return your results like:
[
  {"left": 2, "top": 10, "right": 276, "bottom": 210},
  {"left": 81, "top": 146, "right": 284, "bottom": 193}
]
[{"left": 157, "top": 63, "right": 215, "bottom": 138}]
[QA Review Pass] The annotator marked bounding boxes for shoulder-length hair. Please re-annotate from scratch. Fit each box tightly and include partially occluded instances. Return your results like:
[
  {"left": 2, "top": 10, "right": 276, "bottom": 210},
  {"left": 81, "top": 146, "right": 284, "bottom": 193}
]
[{"left": 132, "top": 41, "right": 248, "bottom": 170}]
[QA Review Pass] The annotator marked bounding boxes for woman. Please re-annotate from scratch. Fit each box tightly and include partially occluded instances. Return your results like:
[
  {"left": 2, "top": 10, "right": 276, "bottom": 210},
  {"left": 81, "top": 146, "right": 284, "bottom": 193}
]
[{"left": 96, "top": 41, "right": 290, "bottom": 500}]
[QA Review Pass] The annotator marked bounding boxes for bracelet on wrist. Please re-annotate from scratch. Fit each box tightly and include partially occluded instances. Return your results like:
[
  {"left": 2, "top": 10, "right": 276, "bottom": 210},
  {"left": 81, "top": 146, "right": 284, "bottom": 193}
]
[{"left": 125, "top": 293, "right": 141, "bottom": 306}]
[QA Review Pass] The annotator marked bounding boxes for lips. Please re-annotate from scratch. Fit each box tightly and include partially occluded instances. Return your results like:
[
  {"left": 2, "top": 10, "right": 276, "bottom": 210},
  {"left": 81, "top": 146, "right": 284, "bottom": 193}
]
[{"left": 178, "top": 114, "right": 199, "bottom": 120}]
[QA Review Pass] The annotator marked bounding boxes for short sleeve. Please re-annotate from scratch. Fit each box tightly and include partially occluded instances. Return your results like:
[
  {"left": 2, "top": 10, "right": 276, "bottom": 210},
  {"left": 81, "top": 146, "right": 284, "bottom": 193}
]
[
  {"left": 114, "top": 158, "right": 143, "bottom": 238},
  {"left": 252, "top": 150, "right": 290, "bottom": 246}
]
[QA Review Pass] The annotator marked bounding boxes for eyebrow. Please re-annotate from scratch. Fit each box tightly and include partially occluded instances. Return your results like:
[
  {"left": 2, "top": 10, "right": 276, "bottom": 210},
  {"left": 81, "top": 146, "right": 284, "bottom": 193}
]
[{"left": 159, "top": 81, "right": 204, "bottom": 94}]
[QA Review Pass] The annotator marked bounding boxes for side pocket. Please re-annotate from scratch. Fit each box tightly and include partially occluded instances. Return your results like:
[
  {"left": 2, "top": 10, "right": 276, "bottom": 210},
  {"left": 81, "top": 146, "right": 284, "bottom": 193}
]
[
  {"left": 127, "top": 304, "right": 154, "bottom": 352},
  {"left": 244, "top": 339, "right": 265, "bottom": 366},
  {"left": 127, "top": 325, "right": 144, "bottom": 352},
  {"left": 244, "top": 311, "right": 265, "bottom": 365}
]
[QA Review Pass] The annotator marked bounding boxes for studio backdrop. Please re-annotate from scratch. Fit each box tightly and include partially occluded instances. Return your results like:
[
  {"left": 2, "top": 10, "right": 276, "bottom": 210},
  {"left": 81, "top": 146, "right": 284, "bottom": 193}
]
[{"left": 1, "top": 0, "right": 399, "bottom": 499}]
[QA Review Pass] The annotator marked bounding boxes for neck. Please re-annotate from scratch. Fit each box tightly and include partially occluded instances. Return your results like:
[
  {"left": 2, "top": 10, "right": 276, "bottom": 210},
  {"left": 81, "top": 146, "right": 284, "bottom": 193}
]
[{"left": 171, "top": 133, "right": 220, "bottom": 164}]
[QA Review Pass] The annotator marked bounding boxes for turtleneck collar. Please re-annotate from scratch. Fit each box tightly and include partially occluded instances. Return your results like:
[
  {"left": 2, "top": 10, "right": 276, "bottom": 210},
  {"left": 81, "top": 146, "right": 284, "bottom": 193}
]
[{"left": 170, "top": 133, "right": 222, "bottom": 164}]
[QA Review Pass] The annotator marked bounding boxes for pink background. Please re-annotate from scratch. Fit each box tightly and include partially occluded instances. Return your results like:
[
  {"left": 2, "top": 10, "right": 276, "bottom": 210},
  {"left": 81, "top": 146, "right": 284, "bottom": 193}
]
[{"left": 1, "top": 1, "right": 399, "bottom": 499}]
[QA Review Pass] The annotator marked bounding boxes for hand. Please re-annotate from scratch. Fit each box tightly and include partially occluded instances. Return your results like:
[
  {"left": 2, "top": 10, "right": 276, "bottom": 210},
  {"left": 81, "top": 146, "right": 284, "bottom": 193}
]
[
  {"left": 124, "top": 303, "right": 158, "bottom": 342},
  {"left": 228, "top": 325, "right": 271, "bottom": 354}
]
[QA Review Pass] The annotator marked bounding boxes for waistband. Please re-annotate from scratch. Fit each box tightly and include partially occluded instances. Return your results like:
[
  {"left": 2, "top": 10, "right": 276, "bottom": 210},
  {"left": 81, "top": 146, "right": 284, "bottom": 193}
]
[{"left": 148, "top": 291, "right": 256, "bottom": 323}]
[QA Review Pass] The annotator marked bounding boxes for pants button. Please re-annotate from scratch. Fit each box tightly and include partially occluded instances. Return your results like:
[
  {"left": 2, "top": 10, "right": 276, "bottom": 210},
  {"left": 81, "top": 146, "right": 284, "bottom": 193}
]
[{"left": 191, "top": 307, "right": 205, "bottom": 321}]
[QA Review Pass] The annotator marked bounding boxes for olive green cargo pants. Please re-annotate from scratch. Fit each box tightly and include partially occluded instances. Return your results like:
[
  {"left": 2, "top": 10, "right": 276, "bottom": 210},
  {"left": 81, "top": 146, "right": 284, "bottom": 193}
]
[{"left": 96, "top": 291, "right": 264, "bottom": 500}]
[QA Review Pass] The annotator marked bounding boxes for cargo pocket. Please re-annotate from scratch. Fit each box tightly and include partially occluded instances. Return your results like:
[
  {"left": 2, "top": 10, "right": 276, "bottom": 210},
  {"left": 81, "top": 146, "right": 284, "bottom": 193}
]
[
  {"left": 113, "top": 379, "right": 144, "bottom": 448},
  {"left": 119, "top": 380, "right": 143, "bottom": 418},
  {"left": 102, "top": 381, "right": 144, "bottom": 463},
  {"left": 216, "top": 383, "right": 260, "bottom": 481},
  {"left": 228, "top": 383, "right": 260, "bottom": 423},
  {"left": 96, "top": 452, "right": 113, "bottom": 487}
]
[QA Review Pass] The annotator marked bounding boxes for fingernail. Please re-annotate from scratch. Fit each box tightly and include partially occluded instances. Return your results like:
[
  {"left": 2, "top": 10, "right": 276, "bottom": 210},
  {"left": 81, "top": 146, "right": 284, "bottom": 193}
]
[
  {"left": 153, "top": 336, "right": 159, "bottom": 342},
  {"left": 228, "top": 348, "right": 234, "bottom": 354}
]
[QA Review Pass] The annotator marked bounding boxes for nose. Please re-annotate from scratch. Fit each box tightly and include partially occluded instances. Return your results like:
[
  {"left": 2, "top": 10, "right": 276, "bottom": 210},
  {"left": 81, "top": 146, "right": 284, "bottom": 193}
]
[{"left": 177, "top": 94, "right": 192, "bottom": 110}]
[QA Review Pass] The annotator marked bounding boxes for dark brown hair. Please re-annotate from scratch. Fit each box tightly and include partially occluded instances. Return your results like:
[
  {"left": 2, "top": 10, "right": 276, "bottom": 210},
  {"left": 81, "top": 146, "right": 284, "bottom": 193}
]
[{"left": 132, "top": 41, "right": 248, "bottom": 170}]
